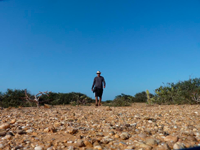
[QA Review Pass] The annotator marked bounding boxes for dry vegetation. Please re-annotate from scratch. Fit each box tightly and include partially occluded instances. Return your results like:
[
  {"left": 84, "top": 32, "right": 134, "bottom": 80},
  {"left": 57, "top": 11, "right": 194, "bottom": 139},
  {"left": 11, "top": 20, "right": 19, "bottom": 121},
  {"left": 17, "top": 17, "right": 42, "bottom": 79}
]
[{"left": 0, "top": 104, "right": 200, "bottom": 150}]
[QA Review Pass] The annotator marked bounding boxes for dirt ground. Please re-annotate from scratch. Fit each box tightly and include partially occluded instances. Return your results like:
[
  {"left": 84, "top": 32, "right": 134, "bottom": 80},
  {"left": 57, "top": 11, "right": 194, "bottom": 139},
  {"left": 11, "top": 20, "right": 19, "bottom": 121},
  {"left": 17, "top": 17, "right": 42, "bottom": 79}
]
[{"left": 0, "top": 103, "right": 200, "bottom": 150}]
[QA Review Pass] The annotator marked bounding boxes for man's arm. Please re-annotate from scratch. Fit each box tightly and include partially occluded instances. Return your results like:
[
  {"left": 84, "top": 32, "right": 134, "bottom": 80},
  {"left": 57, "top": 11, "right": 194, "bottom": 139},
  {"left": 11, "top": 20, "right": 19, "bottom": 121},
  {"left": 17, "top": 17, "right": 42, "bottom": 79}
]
[
  {"left": 91, "top": 78, "right": 96, "bottom": 90},
  {"left": 103, "top": 77, "right": 106, "bottom": 88}
]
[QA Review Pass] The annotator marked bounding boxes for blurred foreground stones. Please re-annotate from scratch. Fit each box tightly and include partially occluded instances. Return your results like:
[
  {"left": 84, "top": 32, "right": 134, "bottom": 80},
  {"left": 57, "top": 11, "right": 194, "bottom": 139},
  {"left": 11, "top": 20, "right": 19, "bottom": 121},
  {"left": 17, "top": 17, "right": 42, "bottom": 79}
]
[{"left": 0, "top": 104, "right": 200, "bottom": 150}]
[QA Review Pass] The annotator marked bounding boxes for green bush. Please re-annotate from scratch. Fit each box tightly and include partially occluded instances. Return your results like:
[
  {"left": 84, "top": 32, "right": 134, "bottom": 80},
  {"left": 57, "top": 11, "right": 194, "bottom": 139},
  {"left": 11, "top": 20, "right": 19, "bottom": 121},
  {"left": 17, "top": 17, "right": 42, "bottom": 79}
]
[
  {"left": 153, "top": 78, "right": 200, "bottom": 105},
  {"left": 0, "top": 89, "right": 94, "bottom": 108},
  {"left": 0, "top": 89, "right": 33, "bottom": 108},
  {"left": 103, "top": 94, "right": 131, "bottom": 107}
]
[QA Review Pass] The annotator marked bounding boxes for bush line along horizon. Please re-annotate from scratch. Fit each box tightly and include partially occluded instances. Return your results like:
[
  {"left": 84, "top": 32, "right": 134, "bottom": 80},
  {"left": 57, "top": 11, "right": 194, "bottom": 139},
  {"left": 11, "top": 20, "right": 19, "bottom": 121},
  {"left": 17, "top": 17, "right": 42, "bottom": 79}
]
[{"left": 0, "top": 78, "right": 200, "bottom": 108}]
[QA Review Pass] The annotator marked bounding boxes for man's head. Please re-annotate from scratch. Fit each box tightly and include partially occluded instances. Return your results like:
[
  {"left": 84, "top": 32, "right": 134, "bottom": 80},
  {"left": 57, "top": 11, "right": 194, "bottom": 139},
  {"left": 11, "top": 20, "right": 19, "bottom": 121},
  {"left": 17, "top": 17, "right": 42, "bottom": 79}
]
[{"left": 96, "top": 71, "right": 101, "bottom": 77}]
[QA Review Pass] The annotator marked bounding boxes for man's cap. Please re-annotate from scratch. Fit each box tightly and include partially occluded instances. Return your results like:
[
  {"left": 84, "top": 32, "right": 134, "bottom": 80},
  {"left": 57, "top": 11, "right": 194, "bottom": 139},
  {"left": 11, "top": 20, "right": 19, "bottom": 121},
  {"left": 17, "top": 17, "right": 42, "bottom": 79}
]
[{"left": 96, "top": 71, "right": 101, "bottom": 74}]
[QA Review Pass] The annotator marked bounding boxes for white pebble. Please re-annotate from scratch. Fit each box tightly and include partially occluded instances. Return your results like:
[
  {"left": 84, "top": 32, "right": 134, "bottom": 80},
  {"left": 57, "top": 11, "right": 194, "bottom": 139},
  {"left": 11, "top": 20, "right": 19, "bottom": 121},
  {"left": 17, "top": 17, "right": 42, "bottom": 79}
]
[
  {"left": 35, "top": 146, "right": 43, "bottom": 150},
  {"left": 0, "top": 144, "right": 4, "bottom": 148}
]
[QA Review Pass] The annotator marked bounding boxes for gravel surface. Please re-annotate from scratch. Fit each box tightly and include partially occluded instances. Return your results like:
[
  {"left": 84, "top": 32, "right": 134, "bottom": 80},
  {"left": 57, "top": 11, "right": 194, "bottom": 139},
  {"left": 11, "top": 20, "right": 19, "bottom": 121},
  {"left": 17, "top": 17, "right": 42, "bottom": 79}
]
[{"left": 0, "top": 103, "right": 200, "bottom": 150}]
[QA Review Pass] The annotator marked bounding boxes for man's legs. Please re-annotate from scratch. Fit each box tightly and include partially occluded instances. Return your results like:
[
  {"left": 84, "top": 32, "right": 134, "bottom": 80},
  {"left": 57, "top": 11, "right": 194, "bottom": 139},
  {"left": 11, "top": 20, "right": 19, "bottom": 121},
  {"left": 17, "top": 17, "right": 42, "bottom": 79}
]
[
  {"left": 95, "top": 97, "right": 98, "bottom": 106},
  {"left": 98, "top": 97, "right": 102, "bottom": 106},
  {"left": 95, "top": 96, "right": 102, "bottom": 106},
  {"left": 98, "top": 89, "right": 103, "bottom": 106}
]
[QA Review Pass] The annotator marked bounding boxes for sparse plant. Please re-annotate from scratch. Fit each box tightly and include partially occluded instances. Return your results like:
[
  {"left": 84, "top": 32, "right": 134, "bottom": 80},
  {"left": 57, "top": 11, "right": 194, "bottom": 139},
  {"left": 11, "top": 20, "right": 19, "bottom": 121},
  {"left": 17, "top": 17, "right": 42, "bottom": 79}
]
[
  {"left": 146, "top": 90, "right": 152, "bottom": 105},
  {"left": 21, "top": 89, "right": 50, "bottom": 108}
]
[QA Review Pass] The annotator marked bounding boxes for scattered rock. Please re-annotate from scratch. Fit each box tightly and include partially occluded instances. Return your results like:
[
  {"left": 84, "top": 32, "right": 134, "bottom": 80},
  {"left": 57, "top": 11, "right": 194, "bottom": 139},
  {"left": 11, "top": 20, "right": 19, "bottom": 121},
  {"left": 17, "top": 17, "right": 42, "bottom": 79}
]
[
  {"left": 4, "top": 134, "right": 12, "bottom": 140},
  {"left": 77, "top": 139, "right": 85, "bottom": 147},
  {"left": 115, "top": 134, "right": 120, "bottom": 138},
  {"left": 187, "top": 136, "right": 196, "bottom": 141},
  {"left": 120, "top": 132, "right": 129, "bottom": 140},
  {"left": 0, "top": 129, "right": 6, "bottom": 136},
  {"left": 101, "top": 137, "right": 113, "bottom": 144},
  {"left": 10, "top": 119, "right": 16, "bottom": 124},
  {"left": 26, "top": 129, "right": 33, "bottom": 133},
  {"left": 126, "top": 145, "right": 135, "bottom": 149},
  {"left": 34, "top": 146, "right": 43, "bottom": 150},
  {"left": 68, "top": 146, "right": 75, "bottom": 150},
  {"left": 16, "top": 129, "right": 26, "bottom": 135},
  {"left": 84, "top": 140, "right": 93, "bottom": 147},
  {"left": 54, "top": 121, "right": 61, "bottom": 128},
  {"left": 47, "top": 146, "right": 54, "bottom": 150},
  {"left": 119, "top": 141, "right": 127, "bottom": 146},
  {"left": 106, "top": 106, "right": 112, "bottom": 111},
  {"left": 164, "top": 135, "right": 178, "bottom": 142},
  {"left": 0, "top": 104, "right": 199, "bottom": 149},
  {"left": 67, "top": 127, "right": 78, "bottom": 134},
  {"left": 173, "top": 142, "right": 185, "bottom": 149},
  {"left": 145, "top": 138, "right": 158, "bottom": 146},
  {"left": 138, "top": 133, "right": 147, "bottom": 139},
  {"left": 109, "top": 131, "right": 115, "bottom": 136},
  {"left": 94, "top": 145, "right": 102, "bottom": 150},
  {"left": 0, "top": 123, "right": 10, "bottom": 130},
  {"left": 44, "top": 126, "right": 56, "bottom": 133},
  {"left": 138, "top": 143, "right": 152, "bottom": 150}
]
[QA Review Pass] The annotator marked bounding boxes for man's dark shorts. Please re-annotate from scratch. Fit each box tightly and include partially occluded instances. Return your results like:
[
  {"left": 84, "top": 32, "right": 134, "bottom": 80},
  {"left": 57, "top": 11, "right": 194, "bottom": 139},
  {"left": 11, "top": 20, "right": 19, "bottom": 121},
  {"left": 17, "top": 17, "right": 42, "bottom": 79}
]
[{"left": 94, "top": 88, "right": 103, "bottom": 98}]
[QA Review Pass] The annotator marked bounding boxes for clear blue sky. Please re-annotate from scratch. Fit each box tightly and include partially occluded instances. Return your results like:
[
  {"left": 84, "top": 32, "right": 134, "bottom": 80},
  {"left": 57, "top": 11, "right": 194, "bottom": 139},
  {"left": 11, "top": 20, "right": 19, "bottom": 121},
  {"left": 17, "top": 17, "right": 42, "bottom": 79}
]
[{"left": 0, "top": 0, "right": 200, "bottom": 100}]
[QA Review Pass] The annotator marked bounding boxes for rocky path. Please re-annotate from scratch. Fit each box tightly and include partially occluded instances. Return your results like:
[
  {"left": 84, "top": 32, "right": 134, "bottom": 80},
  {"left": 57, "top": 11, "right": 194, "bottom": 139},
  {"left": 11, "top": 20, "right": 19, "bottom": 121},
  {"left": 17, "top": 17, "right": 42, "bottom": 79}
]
[{"left": 0, "top": 104, "right": 200, "bottom": 150}]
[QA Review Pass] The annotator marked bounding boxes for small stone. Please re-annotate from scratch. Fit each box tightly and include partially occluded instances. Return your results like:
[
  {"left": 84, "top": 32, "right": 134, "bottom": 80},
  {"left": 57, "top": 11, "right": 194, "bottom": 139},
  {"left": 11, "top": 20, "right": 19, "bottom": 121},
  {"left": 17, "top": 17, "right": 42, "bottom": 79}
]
[
  {"left": 84, "top": 140, "right": 92, "bottom": 147},
  {"left": 187, "top": 136, "right": 196, "bottom": 141},
  {"left": 26, "top": 129, "right": 33, "bottom": 133},
  {"left": 138, "top": 133, "right": 147, "bottom": 139},
  {"left": 134, "top": 114, "right": 140, "bottom": 119},
  {"left": 126, "top": 145, "right": 135, "bottom": 149},
  {"left": 0, "top": 123, "right": 10, "bottom": 130},
  {"left": 17, "top": 129, "right": 26, "bottom": 134},
  {"left": 106, "top": 106, "right": 112, "bottom": 111},
  {"left": 67, "top": 141, "right": 73, "bottom": 143},
  {"left": 67, "top": 127, "right": 78, "bottom": 134},
  {"left": 47, "top": 147, "right": 54, "bottom": 150},
  {"left": 0, "top": 129, "right": 6, "bottom": 136},
  {"left": 68, "top": 146, "right": 74, "bottom": 150},
  {"left": 120, "top": 132, "right": 129, "bottom": 140},
  {"left": 164, "top": 135, "right": 178, "bottom": 142},
  {"left": 45, "top": 142, "right": 52, "bottom": 147},
  {"left": 10, "top": 119, "right": 16, "bottom": 124},
  {"left": 32, "top": 132, "right": 38, "bottom": 136},
  {"left": 44, "top": 126, "right": 56, "bottom": 133},
  {"left": 101, "top": 137, "right": 113, "bottom": 144},
  {"left": 145, "top": 138, "right": 157, "bottom": 146},
  {"left": 96, "top": 132, "right": 104, "bottom": 137},
  {"left": 34, "top": 146, "right": 43, "bottom": 150},
  {"left": 44, "top": 128, "right": 50, "bottom": 132},
  {"left": 156, "top": 145, "right": 170, "bottom": 150},
  {"left": 77, "top": 139, "right": 85, "bottom": 147},
  {"left": 125, "top": 124, "right": 130, "bottom": 127},
  {"left": 54, "top": 122, "right": 61, "bottom": 128},
  {"left": 5, "top": 134, "right": 12, "bottom": 140},
  {"left": 94, "top": 145, "right": 102, "bottom": 150},
  {"left": 14, "top": 146, "right": 23, "bottom": 149},
  {"left": 0, "top": 144, "right": 4, "bottom": 149},
  {"left": 138, "top": 143, "right": 152, "bottom": 150},
  {"left": 115, "top": 134, "right": 120, "bottom": 138},
  {"left": 109, "top": 131, "right": 115, "bottom": 136},
  {"left": 119, "top": 141, "right": 127, "bottom": 146},
  {"left": 173, "top": 142, "right": 185, "bottom": 149}
]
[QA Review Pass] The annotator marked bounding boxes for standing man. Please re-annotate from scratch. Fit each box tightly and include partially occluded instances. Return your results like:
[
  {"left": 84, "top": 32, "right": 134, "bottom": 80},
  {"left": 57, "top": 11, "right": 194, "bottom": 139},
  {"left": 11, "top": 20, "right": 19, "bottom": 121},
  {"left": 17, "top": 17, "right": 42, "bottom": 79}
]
[{"left": 91, "top": 71, "right": 106, "bottom": 106}]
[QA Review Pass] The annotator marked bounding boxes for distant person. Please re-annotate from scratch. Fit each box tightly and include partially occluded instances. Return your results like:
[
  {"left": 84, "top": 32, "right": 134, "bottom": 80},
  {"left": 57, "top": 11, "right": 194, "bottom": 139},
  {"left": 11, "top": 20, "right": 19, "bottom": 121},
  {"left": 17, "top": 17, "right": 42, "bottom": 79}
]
[{"left": 91, "top": 71, "right": 106, "bottom": 106}]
